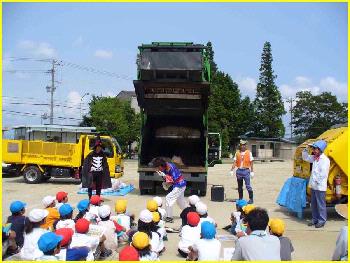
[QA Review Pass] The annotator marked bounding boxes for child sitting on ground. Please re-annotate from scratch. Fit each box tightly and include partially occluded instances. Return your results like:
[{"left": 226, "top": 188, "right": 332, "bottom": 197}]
[
  {"left": 195, "top": 202, "right": 216, "bottom": 226},
  {"left": 147, "top": 199, "right": 167, "bottom": 241},
  {"left": 131, "top": 231, "right": 159, "bottom": 261},
  {"left": 180, "top": 195, "right": 200, "bottom": 227},
  {"left": 20, "top": 209, "right": 49, "bottom": 260},
  {"left": 188, "top": 221, "right": 221, "bottom": 261},
  {"left": 74, "top": 199, "right": 97, "bottom": 222},
  {"left": 151, "top": 212, "right": 165, "bottom": 254},
  {"left": 235, "top": 204, "right": 256, "bottom": 238},
  {"left": 153, "top": 196, "right": 166, "bottom": 221},
  {"left": 70, "top": 218, "right": 111, "bottom": 260},
  {"left": 119, "top": 245, "right": 140, "bottom": 261},
  {"left": 55, "top": 228, "right": 90, "bottom": 261},
  {"left": 56, "top": 192, "right": 68, "bottom": 210},
  {"left": 112, "top": 199, "right": 133, "bottom": 241},
  {"left": 138, "top": 209, "right": 162, "bottom": 255},
  {"left": 223, "top": 199, "right": 248, "bottom": 235},
  {"left": 36, "top": 232, "right": 63, "bottom": 261},
  {"left": 88, "top": 195, "right": 104, "bottom": 223},
  {"left": 178, "top": 212, "right": 201, "bottom": 258},
  {"left": 269, "top": 218, "right": 294, "bottom": 261},
  {"left": 41, "top": 196, "right": 60, "bottom": 231},
  {"left": 6, "top": 200, "right": 30, "bottom": 252},
  {"left": 54, "top": 204, "right": 75, "bottom": 230}
]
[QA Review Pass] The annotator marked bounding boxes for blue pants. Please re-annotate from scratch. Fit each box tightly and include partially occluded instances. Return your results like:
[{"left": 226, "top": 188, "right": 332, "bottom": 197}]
[
  {"left": 311, "top": 189, "right": 327, "bottom": 224},
  {"left": 236, "top": 168, "right": 252, "bottom": 199}
]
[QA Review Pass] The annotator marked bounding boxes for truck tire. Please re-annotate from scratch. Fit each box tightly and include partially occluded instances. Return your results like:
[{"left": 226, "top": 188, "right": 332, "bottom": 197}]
[
  {"left": 41, "top": 176, "right": 51, "bottom": 182},
  {"left": 23, "top": 166, "right": 43, "bottom": 184}
]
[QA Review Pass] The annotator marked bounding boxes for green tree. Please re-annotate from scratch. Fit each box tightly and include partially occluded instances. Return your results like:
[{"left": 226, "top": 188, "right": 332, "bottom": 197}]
[
  {"left": 80, "top": 96, "right": 141, "bottom": 150},
  {"left": 292, "top": 91, "right": 347, "bottom": 140},
  {"left": 206, "top": 41, "right": 218, "bottom": 77},
  {"left": 253, "top": 42, "right": 286, "bottom": 137}
]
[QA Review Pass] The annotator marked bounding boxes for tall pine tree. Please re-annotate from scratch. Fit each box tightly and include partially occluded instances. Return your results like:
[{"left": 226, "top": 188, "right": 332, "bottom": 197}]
[
  {"left": 253, "top": 42, "right": 285, "bottom": 137},
  {"left": 206, "top": 41, "right": 218, "bottom": 77}
]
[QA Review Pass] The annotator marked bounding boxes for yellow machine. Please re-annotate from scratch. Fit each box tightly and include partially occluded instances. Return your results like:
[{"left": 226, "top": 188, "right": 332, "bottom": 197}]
[
  {"left": 293, "top": 126, "right": 348, "bottom": 204},
  {"left": 2, "top": 135, "right": 124, "bottom": 184}
]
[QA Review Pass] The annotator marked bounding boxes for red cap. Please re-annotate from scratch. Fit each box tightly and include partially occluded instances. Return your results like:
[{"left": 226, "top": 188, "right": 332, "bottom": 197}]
[
  {"left": 55, "top": 228, "right": 74, "bottom": 247},
  {"left": 187, "top": 212, "right": 200, "bottom": 227},
  {"left": 119, "top": 245, "right": 139, "bottom": 261},
  {"left": 90, "top": 195, "right": 103, "bottom": 205},
  {"left": 75, "top": 218, "right": 90, "bottom": 234},
  {"left": 56, "top": 191, "right": 68, "bottom": 202}
]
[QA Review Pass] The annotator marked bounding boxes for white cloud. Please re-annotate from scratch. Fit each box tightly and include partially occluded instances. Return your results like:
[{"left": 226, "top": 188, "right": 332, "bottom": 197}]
[
  {"left": 18, "top": 40, "right": 57, "bottom": 58},
  {"left": 235, "top": 77, "right": 257, "bottom": 99},
  {"left": 72, "top": 36, "right": 84, "bottom": 47},
  {"left": 94, "top": 49, "right": 113, "bottom": 59}
]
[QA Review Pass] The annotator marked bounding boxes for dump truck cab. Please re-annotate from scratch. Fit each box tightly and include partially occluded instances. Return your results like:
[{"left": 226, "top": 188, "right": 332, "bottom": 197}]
[{"left": 134, "top": 42, "right": 212, "bottom": 196}]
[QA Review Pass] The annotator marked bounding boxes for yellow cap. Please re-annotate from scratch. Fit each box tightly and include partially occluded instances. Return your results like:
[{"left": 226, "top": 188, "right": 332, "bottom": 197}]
[
  {"left": 146, "top": 200, "right": 158, "bottom": 212},
  {"left": 152, "top": 211, "right": 160, "bottom": 223},
  {"left": 115, "top": 199, "right": 127, "bottom": 213},
  {"left": 243, "top": 204, "right": 256, "bottom": 215},
  {"left": 269, "top": 218, "right": 285, "bottom": 235},
  {"left": 132, "top": 231, "right": 149, "bottom": 250}
]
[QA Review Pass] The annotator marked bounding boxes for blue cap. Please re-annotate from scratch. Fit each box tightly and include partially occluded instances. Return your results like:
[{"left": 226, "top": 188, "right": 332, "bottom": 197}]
[
  {"left": 59, "top": 204, "right": 74, "bottom": 217},
  {"left": 236, "top": 199, "right": 248, "bottom": 208},
  {"left": 201, "top": 221, "right": 216, "bottom": 239},
  {"left": 10, "top": 201, "right": 26, "bottom": 213},
  {"left": 77, "top": 199, "right": 90, "bottom": 212},
  {"left": 38, "top": 232, "right": 63, "bottom": 253},
  {"left": 66, "top": 247, "right": 90, "bottom": 260},
  {"left": 310, "top": 140, "right": 327, "bottom": 152}
]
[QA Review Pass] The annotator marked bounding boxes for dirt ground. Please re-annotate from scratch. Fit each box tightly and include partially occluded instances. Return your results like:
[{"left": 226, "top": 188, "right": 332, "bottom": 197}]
[{"left": 2, "top": 160, "right": 346, "bottom": 261}]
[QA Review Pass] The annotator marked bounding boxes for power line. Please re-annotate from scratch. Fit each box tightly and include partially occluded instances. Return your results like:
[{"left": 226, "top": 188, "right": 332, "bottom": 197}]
[
  {"left": 3, "top": 101, "right": 88, "bottom": 111},
  {"left": 3, "top": 110, "right": 83, "bottom": 121}
]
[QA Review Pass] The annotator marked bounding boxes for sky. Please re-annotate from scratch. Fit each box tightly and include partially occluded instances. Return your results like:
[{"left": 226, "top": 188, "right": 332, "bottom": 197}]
[{"left": 2, "top": 2, "right": 348, "bottom": 137}]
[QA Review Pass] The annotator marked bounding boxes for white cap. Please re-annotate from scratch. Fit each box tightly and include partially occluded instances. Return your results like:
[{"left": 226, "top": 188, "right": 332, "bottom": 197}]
[
  {"left": 195, "top": 201, "right": 208, "bottom": 215},
  {"left": 28, "top": 209, "right": 49, "bottom": 223},
  {"left": 188, "top": 195, "right": 200, "bottom": 206},
  {"left": 98, "top": 205, "right": 111, "bottom": 219},
  {"left": 42, "top": 196, "right": 55, "bottom": 207},
  {"left": 153, "top": 196, "right": 163, "bottom": 207},
  {"left": 139, "top": 209, "right": 153, "bottom": 223}
]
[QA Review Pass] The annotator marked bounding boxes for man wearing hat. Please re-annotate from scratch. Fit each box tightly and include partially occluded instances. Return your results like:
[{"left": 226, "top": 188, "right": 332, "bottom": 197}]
[
  {"left": 302, "top": 140, "right": 330, "bottom": 228},
  {"left": 82, "top": 136, "right": 112, "bottom": 199},
  {"left": 231, "top": 140, "right": 255, "bottom": 204}
]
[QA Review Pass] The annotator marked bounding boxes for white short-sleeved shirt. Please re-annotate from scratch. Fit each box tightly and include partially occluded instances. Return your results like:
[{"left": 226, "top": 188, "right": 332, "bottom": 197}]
[
  {"left": 98, "top": 220, "right": 118, "bottom": 250},
  {"left": 140, "top": 251, "right": 160, "bottom": 261},
  {"left": 114, "top": 214, "right": 131, "bottom": 231},
  {"left": 158, "top": 208, "right": 166, "bottom": 220},
  {"left": 70, "top": 233, "right": 100, "bottom": 261},
  {"left": 55, "top": 219, "right": 75, "bottom": 230},
  {"left": 178, "top": 225, "right": 201, "bottom": 253},
  {"left": 192, "top": 238, "right": 221, "bottom": 261},
  {"left": 20, "top": 228, "right": 48, "bottom": 260},
  {"left": 150, "top": 231, "right": 163, "bottom": 253},
  {"left": 199, "top": 216, "right": 215, "bottom": 227},
  {"left": 302, "top": 151, "right": 330, "bottom": 191}
]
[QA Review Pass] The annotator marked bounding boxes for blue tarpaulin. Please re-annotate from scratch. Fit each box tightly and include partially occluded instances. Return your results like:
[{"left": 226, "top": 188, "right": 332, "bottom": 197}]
[
  {"left": 77, "top": 184, "right": 134, "bottom": 196},
  {"left": 277, "top": 177, "right": 307, "bottom": 218}
]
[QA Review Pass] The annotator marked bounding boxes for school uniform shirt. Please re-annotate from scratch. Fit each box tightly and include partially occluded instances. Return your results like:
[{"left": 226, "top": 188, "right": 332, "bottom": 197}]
[
  {"left": 178, "top": 225, "right": 201, "bottom": 253},
  {"left": 199, "top": 216, "right": 215, "bottom": 227},
  {"left": 36, "top": 255, "right": 59, "bottom": 261},
  {"left": 139, "top": 251, "right": 160, "bottom": 261},
  {"left": 158, "top": 208, "right": 166, "bottom": 220},
  {"left": 231, "top": 230, "right": 281, "bottom": 261},
  {"left": 279, "top": 236, "right": 294, "bottom": 261},
  {"left": 70, "top": 233, "right": 99, "bottom": 261},
  {"left": 89, "top": 205, "right": 101, "bottom": 222},
  {"left": 6, "top": 215, "right": 30, "bottom": 247},
  {"left": 115, "top": 214, "right": 131, "bottom": 231},
  {"left": 234, "top": 218, "right": 247, "bottom": 234},
  {"left": 302, "top": 151, "right": 330, "bottom": 191},
  {"left": 55, "top": 219, "right": 75, "bottom": 230},
  {"left": 41, "top": 207, "right": 60, "bottom": 230},
  {"left": 20, "top": 228, "right": 48, "bottom": 260},
  {"left": 150, "top": 231, "right": 163, "bottom": 253},
  {"left": 192, "top": 238, "right": 221, "bottom": 261},
  {"left": 98, "top": 220, "right": 118, "bottom": 250}
]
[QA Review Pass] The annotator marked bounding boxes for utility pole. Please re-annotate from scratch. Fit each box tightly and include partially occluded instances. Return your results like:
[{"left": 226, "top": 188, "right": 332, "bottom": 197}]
[
  {"left": 80, "top": 93, "right": 90, "bottom": 120},
  {"left": 46, "top": 59, "right": 58, "bottom": 125},
  {"left": 286, "top": 97, "right": 295, "bottom": 139}
]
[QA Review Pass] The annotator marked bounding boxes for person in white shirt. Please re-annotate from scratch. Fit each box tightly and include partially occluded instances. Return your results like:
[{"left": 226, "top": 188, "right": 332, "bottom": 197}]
[
  {"left": 153, "top": 196, "right": 166, "bottom": 220},
  {"left": 332, "top": 204, "right": 348, "bottom": 261},
  {"left": 188, "top": 221, "right": 221, "bottom": 261},
  {"left": 36, "top": 232, "right": 62, "bottom": 261},
  {"left": 20, "top": 209, "right": 49, "bottom": 260},
  {"left": 138, "top": 209, "right": 162, "bottom": 254},
  {"left": 178, "top": 212, "right": 201, "bottom": 258},
  {"left": 232, "top": 207, "right": 281, "bottom": 261},
  {"left": 302, "top": 140, "right": 330, "bottom": 228},
  {"left": 131, "top": 231, "right": 159, "bottom": 261},
  {"left": 231, "top": 140, "right": 255, "bottom": 204},
  {"left": 54, "top": 204, "right": 75, "bottom": 230},
  {"left": 97, "top": 205, "right": 119, "bottom": 251},
  {"left": 195, "top": 202, "right": 216, "bottom": 226},
  {"left": 88, "top": 195, "right": 104, "bottom": 223}
]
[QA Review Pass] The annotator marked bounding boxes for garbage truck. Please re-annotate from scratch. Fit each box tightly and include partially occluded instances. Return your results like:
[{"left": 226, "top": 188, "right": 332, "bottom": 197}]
[
  {"left": 293, "top": 125, "right": 348, "bottom": 204},
  {"left": 2, "top": 135, "right": 124, "bottom": 183},
  {"left": 133, "top": 42, "right": 217, "bottom": 196}
]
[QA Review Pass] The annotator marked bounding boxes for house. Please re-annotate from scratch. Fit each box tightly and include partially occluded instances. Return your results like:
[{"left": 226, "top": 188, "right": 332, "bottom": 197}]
[
  {"left": 237, "top": 136, "right": 298, "bottom": 160},
  {"left": 116, "top": 90, "right": 140, "bottom": 113}
]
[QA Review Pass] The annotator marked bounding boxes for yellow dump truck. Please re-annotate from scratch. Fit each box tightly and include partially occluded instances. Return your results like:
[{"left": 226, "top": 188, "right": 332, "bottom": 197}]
[
  {"left": 293, "top": 126, "right": 348, "bottom": 204},
  {"left": 2, "top": 135, "right": 124, "bottom": 184}
]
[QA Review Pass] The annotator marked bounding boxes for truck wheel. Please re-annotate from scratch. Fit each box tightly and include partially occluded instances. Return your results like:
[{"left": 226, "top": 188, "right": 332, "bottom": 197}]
[
  {"left": 41, "top": 176, "right": 51, "bottom": 182},
  {"left": 23, "top": 166, "right": 43, "bottom": 184}
]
